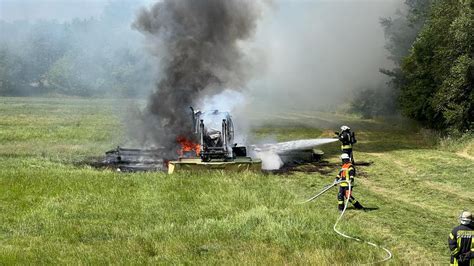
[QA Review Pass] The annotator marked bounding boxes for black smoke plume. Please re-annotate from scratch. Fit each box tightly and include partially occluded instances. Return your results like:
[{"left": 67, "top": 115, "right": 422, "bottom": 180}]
[{"left": 132, "top": 0, "right": 262, "bottom": 154}]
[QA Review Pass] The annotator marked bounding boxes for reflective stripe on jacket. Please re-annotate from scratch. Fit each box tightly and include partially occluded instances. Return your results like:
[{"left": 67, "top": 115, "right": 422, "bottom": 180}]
[
  {"left": 338, "top": 163, "right": 355, "bottom": 187},
  {"left": 341, "top": 144, "right": 352, "bottom": 149}
]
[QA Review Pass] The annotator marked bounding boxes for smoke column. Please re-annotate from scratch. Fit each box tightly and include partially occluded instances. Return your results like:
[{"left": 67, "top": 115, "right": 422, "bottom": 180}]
[{"left": 133, "top": 0, "right": 263, "bottom": 154}]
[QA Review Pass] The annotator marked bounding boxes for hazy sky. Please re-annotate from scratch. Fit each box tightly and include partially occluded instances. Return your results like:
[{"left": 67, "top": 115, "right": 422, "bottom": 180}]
[
  {"left": 0, "top": 0, "right": 107, "bottom": 21},
  {"left": 0, "top": 0, "right": 156, "bottom": 22}
]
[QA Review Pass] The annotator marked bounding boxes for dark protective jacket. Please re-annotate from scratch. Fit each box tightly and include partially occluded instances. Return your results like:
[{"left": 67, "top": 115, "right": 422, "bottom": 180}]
[
  {"left": 339, "top": 131, "right": 356, "bottom": 149},
  {"left": 449, "top": 224, "right": 474, "bottom": 266}
]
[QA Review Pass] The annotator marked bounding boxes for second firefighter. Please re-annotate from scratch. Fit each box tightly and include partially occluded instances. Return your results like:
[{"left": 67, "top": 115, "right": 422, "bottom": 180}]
[
  {"left": 335, "top": 153, "right": 364, "bottom": 211},
  {"left": 336, "top": 125, "right": 357, "bottom": 164}
]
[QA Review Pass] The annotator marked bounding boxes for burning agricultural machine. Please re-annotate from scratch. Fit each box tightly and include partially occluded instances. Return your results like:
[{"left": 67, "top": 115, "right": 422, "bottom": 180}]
[
  {"left": 167, "top": 108, "right": 262, "bottom": 173},
  {"left": 104, "top": 107, "right": 261, "bottom": 173}
]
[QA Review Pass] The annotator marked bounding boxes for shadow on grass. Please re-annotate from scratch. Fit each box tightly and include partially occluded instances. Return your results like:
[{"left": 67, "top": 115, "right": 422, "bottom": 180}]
[
  {"left": 344, "top": 206, "right": 379, "bottom": 212},
  {"left": 362, "top": 207, "right": 379, "bottom": 212}
]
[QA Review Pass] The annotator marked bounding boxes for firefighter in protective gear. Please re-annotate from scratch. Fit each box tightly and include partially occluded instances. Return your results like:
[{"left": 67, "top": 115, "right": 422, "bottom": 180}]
[
  {"left": 448, "top": 211, "right": 473, "bottom": 266},
  {"left": 335, "top": 153, "right": 364, "bottom": 211},
  {"left": 336, "top": 125, "right": 357, "bottom": 164}
]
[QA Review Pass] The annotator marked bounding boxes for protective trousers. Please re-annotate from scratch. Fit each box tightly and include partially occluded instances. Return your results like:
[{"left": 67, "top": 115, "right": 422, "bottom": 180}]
[{"left": 337, "top": 186, "right": 363, "bottom": 211}]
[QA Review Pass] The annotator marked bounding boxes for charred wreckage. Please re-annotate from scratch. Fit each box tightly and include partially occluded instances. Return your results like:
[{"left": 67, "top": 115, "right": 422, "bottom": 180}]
[{"left": 104, "top": 107, "right": 261, "bottom": 174}]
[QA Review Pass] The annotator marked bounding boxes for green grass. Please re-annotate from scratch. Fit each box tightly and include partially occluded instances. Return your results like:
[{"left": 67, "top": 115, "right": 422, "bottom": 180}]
[
  {"left": 0, "top": 97, "right": 473, "bottom": 264},
  {"left": 0, "top": 97, "right": 124, "bottom": 159}
]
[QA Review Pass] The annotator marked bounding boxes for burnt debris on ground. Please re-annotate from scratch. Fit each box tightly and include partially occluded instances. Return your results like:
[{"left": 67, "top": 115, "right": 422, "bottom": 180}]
[{"left": 80, "top": 146, "right": 168, "bottom": 172}]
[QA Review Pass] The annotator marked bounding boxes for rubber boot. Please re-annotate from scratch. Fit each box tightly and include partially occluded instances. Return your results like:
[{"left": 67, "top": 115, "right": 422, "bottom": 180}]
[
  {"left": 353, "top": 201, "right": 364, "bottom": 210},
  {"left": 338, "top": 204, "right": 344, "bottom": 212}
]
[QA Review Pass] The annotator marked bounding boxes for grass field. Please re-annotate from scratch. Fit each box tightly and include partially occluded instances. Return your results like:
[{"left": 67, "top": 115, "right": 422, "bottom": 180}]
[{"left": 0, "top": 97, "right": 473, "bottom": 264}]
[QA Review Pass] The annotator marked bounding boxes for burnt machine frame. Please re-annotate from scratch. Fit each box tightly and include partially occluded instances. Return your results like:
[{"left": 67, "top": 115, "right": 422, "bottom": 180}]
[{"left": 190, "top": 107, "right": 245, "bottom": 162}]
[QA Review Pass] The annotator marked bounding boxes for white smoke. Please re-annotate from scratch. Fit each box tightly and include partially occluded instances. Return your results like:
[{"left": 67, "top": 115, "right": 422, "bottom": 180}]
[
  {"left": 198, "top": 89, "right": 246, "bottom": 113},
  {"left": 197, "top": 89, "right": 251, "bottom": 146},
  {"left": 250, "top": 138, "right": 338, "bottom": 170},
  {"left": 246, "top": 0, "right": 401, "bottom": 113},
  {"left": 253, "top": 150, "right": 284, "bottom": 170}
]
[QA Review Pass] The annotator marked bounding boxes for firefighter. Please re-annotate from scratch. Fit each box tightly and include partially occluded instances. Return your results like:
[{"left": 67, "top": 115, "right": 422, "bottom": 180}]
[
  {"left": 335, "top": 153, "right": 364, "bottom": 211},
  {"left": 448, "top": 211, "right": 473, "bottom": 266},
  {"left": 337, "top": 125, "right": 357, "bottom": 164}
]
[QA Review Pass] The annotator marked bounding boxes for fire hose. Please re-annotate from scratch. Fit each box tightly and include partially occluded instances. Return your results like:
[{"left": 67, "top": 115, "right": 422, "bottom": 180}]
[
  {"left": 303, "top": 181, "right": 393, "bottom": 264},
  {"left": 302, "top": 180, "right": 343, "bottom": 203}
]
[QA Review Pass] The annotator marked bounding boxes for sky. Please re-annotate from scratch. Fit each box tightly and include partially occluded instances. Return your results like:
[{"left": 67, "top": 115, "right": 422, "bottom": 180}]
[{"left": 0, "top": 0, "right": 108, "bottom": 21}]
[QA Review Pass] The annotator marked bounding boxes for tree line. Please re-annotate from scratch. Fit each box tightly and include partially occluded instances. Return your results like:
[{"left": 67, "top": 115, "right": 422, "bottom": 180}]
[{"left": 352, "top": 0, "right": 473, "bottom": 134}]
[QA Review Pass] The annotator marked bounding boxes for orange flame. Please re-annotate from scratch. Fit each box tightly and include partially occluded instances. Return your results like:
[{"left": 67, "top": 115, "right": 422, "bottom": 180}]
[{"left": 176, "top": 136, "right": 201, "bottom": 157}]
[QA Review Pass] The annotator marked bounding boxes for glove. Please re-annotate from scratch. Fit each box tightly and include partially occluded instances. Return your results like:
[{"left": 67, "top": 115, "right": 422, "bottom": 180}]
[
  {"left": 349, "top": 177, "right": 354, "bottom": 185},
  {"left": 334, "top": 177, "right": 340, "bottom": 186},
  {"left": 459, "top": 251, "right": 473, "bottom": 262}
]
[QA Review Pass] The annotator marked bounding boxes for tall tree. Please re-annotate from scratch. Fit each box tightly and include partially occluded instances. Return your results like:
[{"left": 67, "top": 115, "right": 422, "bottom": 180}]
[
  {"left": 379, "top": 0, "right": 432, "bottom": 108},
  {"left": 400, "top": 0, "right": 473, "bottom": 132}
]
